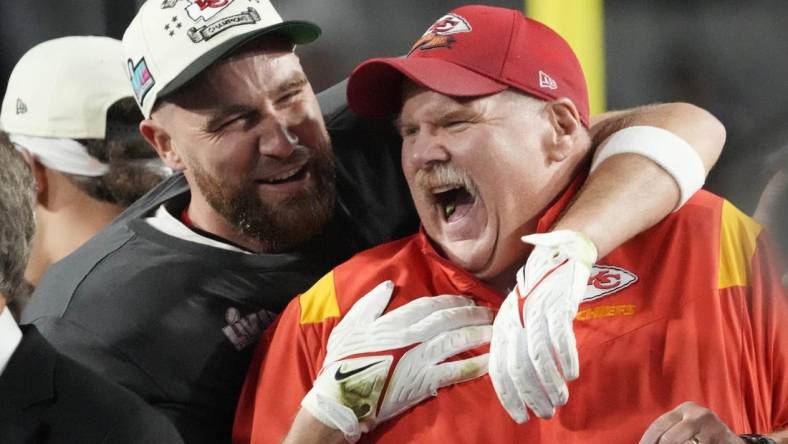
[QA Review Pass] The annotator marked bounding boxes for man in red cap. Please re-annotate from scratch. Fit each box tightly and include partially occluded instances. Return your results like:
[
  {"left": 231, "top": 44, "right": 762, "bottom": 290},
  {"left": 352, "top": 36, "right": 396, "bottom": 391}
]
[
  {"left": 24, "top": 1, "right": 727, "bottom": 442},
  {"left": 235, "top": 5, "right": 787, "bottom": 444}
]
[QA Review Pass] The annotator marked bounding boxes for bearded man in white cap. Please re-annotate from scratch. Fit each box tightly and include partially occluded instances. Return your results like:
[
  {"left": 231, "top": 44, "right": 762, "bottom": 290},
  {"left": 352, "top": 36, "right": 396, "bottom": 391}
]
[{"left": 23, "top": 1, "right": 725, "bottom": 443}]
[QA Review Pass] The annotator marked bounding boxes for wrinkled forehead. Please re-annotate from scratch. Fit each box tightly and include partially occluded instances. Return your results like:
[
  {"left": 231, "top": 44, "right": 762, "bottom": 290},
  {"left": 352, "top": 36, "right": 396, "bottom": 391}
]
[
  {"left": 166, "top": 41, "right": 307, "bottom": 110},
  {"left": 400, "top": 80, "right": 473, "bottom": 112},
  {"left": 398, "top": 80, "right": 503, "bottom": 121},
  {"left": 400, "top": 78, "right": 544, "bottom": 117}
]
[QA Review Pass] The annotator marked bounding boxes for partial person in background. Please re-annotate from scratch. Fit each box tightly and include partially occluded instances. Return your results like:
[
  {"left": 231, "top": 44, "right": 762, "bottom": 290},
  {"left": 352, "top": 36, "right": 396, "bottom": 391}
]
[
  {"left": 0, "top": 133, "right": 182, "bottom": 444},
  {"left": 755, "top": 145, "right": 788, "bottom": 286},
  {"left": 0, "top": 36, "right": 168, "bottom": 297},
  {"left": 25, "top": 2, "right": 724, "bottom": 443},
  {"left": 238, "top": 6, "right": 786, "bottom": 444}
]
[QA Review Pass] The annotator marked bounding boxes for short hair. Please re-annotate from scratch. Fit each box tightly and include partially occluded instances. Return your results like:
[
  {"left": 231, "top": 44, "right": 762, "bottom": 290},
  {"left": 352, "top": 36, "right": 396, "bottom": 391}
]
[
  {"left": 0, "top": 131, "right": 35, "bottom": 301},
  {"left": 68, "top": 97, "right": 168, "bottom": 207}
]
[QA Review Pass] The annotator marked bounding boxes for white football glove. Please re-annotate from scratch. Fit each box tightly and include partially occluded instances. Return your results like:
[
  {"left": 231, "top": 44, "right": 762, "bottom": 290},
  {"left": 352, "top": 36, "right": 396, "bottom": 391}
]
[
  {"left": 302, "top": 280, "right": 492, "bottom": 442},
  {"left": 489, "top": 230, "right": 597, "bottom": 423}
]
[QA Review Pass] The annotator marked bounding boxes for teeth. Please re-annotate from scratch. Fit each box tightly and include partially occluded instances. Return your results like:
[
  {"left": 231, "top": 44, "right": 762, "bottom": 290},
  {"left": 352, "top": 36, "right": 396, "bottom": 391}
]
[
  {"left": 444, "top": 202, "right": 456, "bottom": 218},
  {"left": 432, "top": 184, "right": 461, "bottom": 194},
  {"left": 265, "top": 167, "right": 301, "bottom": 182}
]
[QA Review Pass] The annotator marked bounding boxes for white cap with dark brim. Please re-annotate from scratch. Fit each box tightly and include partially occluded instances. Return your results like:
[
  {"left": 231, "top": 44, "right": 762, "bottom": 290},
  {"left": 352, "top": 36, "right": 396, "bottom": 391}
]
[{"left": 123, "top": 0, "right": 321, "bottom": 118}]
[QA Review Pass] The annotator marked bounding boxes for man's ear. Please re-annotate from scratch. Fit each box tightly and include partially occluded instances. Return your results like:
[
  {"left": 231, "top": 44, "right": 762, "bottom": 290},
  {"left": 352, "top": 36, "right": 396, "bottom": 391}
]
[
  {"left": 19, "top": 149, "right": 47, "bottom": 204},
  {"left": 139, "top": 118, "right": 186, "bottom": 171},
  {"left": 545, "top": 98, "right": 583, "bottom": 162}
]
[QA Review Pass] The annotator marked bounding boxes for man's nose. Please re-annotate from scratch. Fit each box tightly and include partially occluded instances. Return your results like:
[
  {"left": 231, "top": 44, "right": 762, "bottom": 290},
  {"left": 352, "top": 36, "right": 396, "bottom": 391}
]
[
  {"left": 258, "top": 117, "right": 298, "bottom": 158},
  {"left": 406, "top": 128, "right": 450, "bottom": 171}
]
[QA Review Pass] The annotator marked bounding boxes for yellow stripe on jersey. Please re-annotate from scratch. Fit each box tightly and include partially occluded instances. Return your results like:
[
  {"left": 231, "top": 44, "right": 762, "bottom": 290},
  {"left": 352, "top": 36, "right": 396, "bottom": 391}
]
[
  {"left": 299, "top": 272, "right": 340, "bottom": 324},
  {"left": 718, "top": 200, "right": 762, "bottom": 289}
]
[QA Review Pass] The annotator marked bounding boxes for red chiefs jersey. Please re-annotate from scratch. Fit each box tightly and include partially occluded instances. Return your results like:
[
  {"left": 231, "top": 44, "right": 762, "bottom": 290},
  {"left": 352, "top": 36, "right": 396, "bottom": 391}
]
[{"left": 234, "top": 184, "right": 788, "bottom": 443}]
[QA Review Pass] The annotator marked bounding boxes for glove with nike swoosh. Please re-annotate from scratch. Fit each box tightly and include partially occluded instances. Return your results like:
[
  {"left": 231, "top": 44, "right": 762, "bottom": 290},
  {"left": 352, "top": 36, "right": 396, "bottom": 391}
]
[
  {"left": 489, "top": 230, "right": 597, "bottom": 423},
  {"left": 301, "top": 280, "right": 493, "bottom": 442}
]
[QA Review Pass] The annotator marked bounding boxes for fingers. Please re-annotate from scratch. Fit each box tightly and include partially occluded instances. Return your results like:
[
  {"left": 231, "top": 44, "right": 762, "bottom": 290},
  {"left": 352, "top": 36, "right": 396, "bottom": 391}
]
[
  {"left": 533, "top": 279, "right": 580, "bottom": 382},
  {"left": 344, "top": 280, "right": 395, "bottom": 323},
  {"left": 433, "top": 353, "right": 490, "bottom": 389},
  {"left": 639, "top": 402, "right": 737, "bottom": 444},
  {"left": 524, "top": 284, "right": 572, "bottom": 408},
  {"left": 555, "top": 265, "right": 588, "bottom": 380},
  {"left": 407, "top": 306, "right": 493, "bottom": 342},
  {"left": 489, "top": 322, "right": 529, "bottom": 423},
  {"left": 552, "top": 322, "right": 579, "bottom": 381},
  {"left": 525, "top": 314, "right": 569, "bottom": 409},
  {"left": 376, "top": 326, "right": 491, "bottom": 424},
  {"left": 508, "top": 325, "right": 554, "bottom": 419},
  {"left": 640, "top": 402, "right": 741, "bottom": 444},
  {"left": 379, "top": 294, "right": 477, "bottom": 326},
  {"left": 639, "top": 408, "right": 683, "bottom": 444},
  {"left": 418, "top": 324, "right": 492, "bottom": 363},
  {"left": 658, "top": 422, "right": 701, "bottom": 444}
]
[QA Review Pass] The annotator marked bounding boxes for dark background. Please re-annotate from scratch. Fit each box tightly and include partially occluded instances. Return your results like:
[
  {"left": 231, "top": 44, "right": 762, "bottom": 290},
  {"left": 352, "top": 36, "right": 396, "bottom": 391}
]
[{"left": 2, "top": 0, "right": 786, "bottom": 212}]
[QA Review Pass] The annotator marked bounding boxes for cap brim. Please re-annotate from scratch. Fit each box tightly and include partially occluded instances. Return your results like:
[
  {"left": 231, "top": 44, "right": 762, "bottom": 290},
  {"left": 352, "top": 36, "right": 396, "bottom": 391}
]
[
  {"left": 347, "top": 57, "right": 508, "bottom": 118},
  {"left": 157, "top": 20, "right": 321, "bottom": 102},
  {"left": 266, "top": 20, "right": 322, "bottom": 45}
]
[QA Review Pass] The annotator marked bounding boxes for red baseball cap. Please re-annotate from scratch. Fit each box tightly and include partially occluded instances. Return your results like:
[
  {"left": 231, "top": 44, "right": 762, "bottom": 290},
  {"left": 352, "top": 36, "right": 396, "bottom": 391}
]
[{"left": 347, "top": 5, "right": 589, "bottom": 126}]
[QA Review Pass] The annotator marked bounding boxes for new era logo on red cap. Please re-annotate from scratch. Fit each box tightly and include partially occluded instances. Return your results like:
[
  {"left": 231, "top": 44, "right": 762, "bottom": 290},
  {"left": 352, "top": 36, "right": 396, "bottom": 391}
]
[{"left": 539, "top": 71, "right": 558, "bottom": 90}]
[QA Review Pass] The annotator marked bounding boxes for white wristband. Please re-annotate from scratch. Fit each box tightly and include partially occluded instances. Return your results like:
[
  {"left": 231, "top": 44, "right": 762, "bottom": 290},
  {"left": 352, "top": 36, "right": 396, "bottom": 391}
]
[{"left": 590, "top": 126, "right": 705, "bottom": 210}]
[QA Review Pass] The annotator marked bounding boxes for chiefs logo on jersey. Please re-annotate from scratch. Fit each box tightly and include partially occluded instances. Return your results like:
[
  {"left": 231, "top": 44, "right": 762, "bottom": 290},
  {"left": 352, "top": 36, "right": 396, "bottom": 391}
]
[
  {"left": 582, "top": 265, "right": 638, "bottom": 303},
  {"left": 409, "top": 13, "right": 472, "bottom": 54}
]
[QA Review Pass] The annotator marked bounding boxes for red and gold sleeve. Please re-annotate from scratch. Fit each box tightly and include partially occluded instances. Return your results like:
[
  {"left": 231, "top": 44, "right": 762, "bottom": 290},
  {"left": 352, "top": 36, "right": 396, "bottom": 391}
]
[
  {"left": 748, "top": 232, "right": 788, "bottom": 432},
  {"left": 233, "top": 272, "right": 341, "bottom": 444},
  {"left": 718, "top": 200, "right": 788, "bottom": 433}
]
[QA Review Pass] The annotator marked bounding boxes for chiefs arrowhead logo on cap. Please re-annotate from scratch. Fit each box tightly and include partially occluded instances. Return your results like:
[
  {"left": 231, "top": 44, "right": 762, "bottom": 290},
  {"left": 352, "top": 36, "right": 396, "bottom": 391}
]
[
  {"left": 161, "top": 0, "right": 234, "bottom": 22},
  {"left": 583, "top": 265, "right": 638, "bottom": 303},
  {"left": 408, "top": 13, "right": 472, "bottom": 55}
]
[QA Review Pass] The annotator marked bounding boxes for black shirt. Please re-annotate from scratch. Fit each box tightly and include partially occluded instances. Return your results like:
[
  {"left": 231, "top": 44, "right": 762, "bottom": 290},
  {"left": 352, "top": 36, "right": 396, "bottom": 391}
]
[
  {"left": 0, "top": 326, "right": 184, "bottom": 444},
  {"left": 21, "top": 81, "right": 418, "bottom": 444}
]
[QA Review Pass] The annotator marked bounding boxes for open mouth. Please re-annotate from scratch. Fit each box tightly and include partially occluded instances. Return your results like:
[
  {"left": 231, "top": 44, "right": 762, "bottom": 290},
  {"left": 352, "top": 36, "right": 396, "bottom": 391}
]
[
  {"left": 432, "top": 184, "right": 476, "bottom": 222},
  {"left": 256, "top": 164, "right": 308, "bottom": 185}
]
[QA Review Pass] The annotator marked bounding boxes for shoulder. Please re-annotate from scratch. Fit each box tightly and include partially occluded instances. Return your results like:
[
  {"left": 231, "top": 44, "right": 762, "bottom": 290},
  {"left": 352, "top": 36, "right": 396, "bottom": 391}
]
[
  {"left": 4, "top": 328, "right": 182, "bottom": 443},
  {"left": 55, "top": 353, "right": 182, "bottom": 443},
  {"left": 114, "top": 173, "right": 190, "bottom": 222},
  {"left": 297, "top": 236, "right": 422, "bottom": 326},
  {"left": 21, "top": 175, "right": 191, "bottom": 324},
  {"left": 662, "top": 191, "right": 764, "bottom": 289}
]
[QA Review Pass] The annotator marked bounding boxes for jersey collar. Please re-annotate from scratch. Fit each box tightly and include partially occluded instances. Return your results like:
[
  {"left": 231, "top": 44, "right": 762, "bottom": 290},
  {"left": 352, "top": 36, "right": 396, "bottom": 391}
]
[{"left": 0, "top": 307, "right": 23, "bottom": 377}]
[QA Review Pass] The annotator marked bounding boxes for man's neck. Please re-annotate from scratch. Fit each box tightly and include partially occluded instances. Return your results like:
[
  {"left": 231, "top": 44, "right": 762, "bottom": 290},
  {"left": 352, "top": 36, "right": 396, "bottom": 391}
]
[
  {"left": 185, "top": 195, "right": 268, "bottom": 253},
  {"left": 26, "top": 196, "right": 123, "bottom": 285}
]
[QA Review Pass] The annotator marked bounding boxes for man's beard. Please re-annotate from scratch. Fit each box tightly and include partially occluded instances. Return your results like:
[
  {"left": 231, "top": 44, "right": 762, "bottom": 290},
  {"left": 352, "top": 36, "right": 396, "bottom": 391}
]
[{"left": 191, "top": 147, "right": 336, "bottom": 253}]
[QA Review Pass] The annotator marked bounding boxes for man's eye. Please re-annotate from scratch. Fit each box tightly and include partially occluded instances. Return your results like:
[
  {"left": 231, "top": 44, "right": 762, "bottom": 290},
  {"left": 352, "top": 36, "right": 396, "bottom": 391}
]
[
  {"left": 399, "top": 126, "right": 418, "bottom": 138},
  {"left": 446, "top": 120, "right": 469, "bottom": 129},
  {"left": 216, "top": 116, "right": 242, "bottom": 130},
  {"left": 211, "top": 114, "right": 251, "bottom": 132},
  {"left": 277, "top": 90, "right": 301, "bottom": 105}
]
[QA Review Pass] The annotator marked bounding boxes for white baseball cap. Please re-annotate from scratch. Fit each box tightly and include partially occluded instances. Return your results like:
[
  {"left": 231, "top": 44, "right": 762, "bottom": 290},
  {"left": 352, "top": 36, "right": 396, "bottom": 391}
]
[
  {"left": 123, "top": 0, "right": 321, "bottom": 118},
  {"left": 0, "top": 36, "right": 132, "bottom": 139}
]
